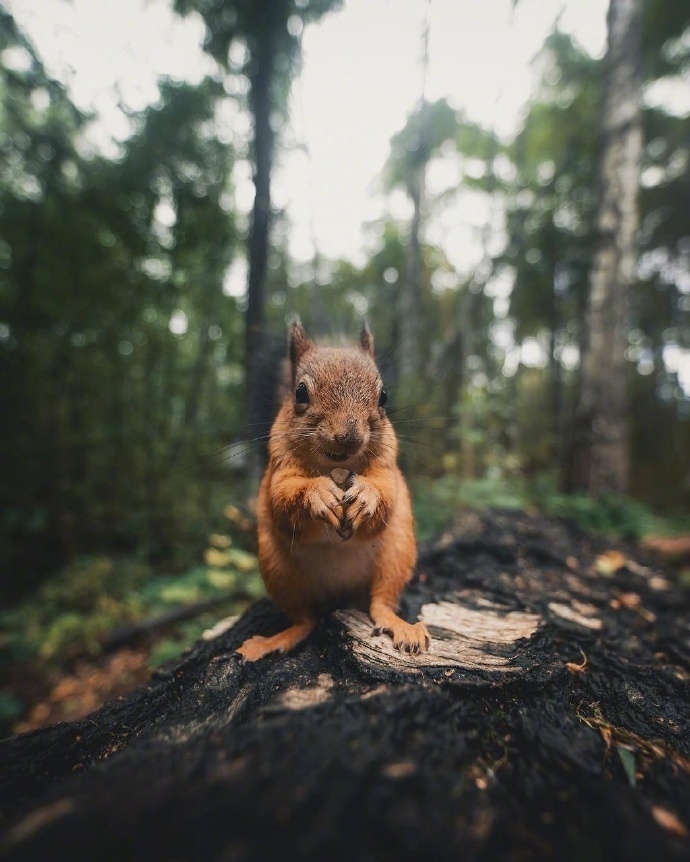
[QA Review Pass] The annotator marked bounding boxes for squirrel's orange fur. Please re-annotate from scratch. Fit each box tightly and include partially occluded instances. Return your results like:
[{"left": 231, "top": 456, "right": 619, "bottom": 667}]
[{"left": 236, "top": 320, "right": 429, "bottom": 662}]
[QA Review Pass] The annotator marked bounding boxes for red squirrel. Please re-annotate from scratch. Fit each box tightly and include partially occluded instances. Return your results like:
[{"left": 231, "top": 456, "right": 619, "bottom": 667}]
[{"left": 236, "top": 320, "right": 429, "bottom": 662}]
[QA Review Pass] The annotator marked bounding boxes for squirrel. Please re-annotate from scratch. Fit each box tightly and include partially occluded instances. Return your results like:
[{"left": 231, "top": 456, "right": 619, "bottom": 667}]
[{"left": 236, "top": 319, "right": 430, "bottom": 662}]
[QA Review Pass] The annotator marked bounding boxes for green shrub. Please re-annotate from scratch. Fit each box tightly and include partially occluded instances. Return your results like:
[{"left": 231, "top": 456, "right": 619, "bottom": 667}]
[
  {"left": 412, "top": 472, "right": 681, "bottom": 543},
  {"left": 1, "top": 553, "right": 262, "bottom": 667}
]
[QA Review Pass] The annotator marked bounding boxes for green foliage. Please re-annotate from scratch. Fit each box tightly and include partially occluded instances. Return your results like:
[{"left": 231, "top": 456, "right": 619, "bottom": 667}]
[
  {"left": 541, "top": 492, "right": 656, "bottom": 540},
  {"left": 505, "top": 32, "right": 600, "bottom": 342},
  {"left": 641, "top": 2, "right": 690, "bottom": 78},
  {"left": 413, "top": 473, "right": 680, "bottom": 543},
  {"left": 148, "top": 636, "right": 194, "bottom": 668},
  {"left": 148, "top": 618, "right": 219, "bottom": 668},
  {"left": 412, "top": 475, "right": 527, "bottom": 542},
  {"left": 0, "top": 13, "right": 247, "bottom": 588},
  {"left": 0, "top": 551, "right": 262, "bottom": 666},
  {"left": 0, "top": 692, "right": 24, "bottom": 727},
  {"left": 1, "top": 557, "right": 141, "bottom": 662},
  {"left": 384, "top": 99, "right": 459, "bottom": 190},
  {"left": 529, "top": 477, "right": 665, "bottom": 540}
]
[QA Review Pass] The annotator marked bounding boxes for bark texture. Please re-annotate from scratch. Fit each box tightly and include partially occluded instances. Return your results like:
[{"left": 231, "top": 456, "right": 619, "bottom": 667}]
[
  {"left": 243, "top": 20, "right": 278, "bottom": 487},
  {"left": 398, "top": 168, "right": 424, "bottom": 386},
  {"left": 567, "top": 0, "right": 643, "bottom": 494},
  {"left": 1, "top": 509, "right": 689, "bottom": 862}
]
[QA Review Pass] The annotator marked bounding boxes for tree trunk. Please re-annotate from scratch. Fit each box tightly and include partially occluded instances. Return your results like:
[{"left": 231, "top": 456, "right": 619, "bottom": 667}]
[
  {"left": 397, "top": 169, "right": 424, "bottom": 389},
  {"left": 397, "top": 12, "right": 431, "bottom": 393},
  {"left": 244, "top": 33, "right": 276, "bottom": 490},
  {"left": 2, "top": 509, "right": 689, "bottom": 862},
  {"left": 168, "top": 318, "right": 213, "bottom": 467},
  {"left": 565, "top": 0, "right": 642, "bottom": 494}
]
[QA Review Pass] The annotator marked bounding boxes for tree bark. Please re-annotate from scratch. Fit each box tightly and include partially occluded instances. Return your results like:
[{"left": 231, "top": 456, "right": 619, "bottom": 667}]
[
  {"left": 2, "top": 509, "right": 689, "bottom": 862},
  {"left": 398, "top": 169, "right": 424, "bottom": 386},
  {"left": 244, "top": 30, "right": 277, "bottom": 490},
  {"left": 168, "top": 318, "right": 214, "bottom": 467},
  {"left": 565, "top": 0, "right": 643, "bottom": 494}
]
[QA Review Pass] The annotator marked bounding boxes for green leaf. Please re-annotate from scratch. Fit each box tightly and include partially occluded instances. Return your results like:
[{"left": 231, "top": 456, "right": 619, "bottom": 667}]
[{"left": 617, "top": 746, "right": 637, "bottom": 788}]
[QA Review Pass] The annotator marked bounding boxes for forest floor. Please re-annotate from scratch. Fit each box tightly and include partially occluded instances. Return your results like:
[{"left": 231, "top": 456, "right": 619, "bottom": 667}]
[{"left": 8, "top": 648, "right": 152, "bottom": 734}]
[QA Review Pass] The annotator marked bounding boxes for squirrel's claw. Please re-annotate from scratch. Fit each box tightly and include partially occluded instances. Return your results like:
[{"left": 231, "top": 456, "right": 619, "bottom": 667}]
[
  {"left": 342, "top": 477, "right": 381, "bottom": 533},
  {"left": 336, "top": 521, "right": 354, "bottom": 541},
  {"left": 306, "top": 476, "right": 346, "bottom": 531},
  {"left": 371, "top": 619, "right": 430, "bottom": 655}
]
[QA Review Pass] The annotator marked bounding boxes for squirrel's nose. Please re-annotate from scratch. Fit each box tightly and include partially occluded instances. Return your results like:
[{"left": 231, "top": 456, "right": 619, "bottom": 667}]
[
  {"left": 334, "top": 419, "right": 363, "bottom": 449},
  {"left": 334, "top": 429, "right": 360, "bottom": 446}
]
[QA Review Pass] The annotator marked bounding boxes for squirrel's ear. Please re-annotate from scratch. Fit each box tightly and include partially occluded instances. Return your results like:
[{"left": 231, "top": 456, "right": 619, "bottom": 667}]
[
  {"left": 288, "top": 317, "right": 313, "bottom": 378},
  {"left": 360, "top": 321, "right": 374, "bottom": 356}
]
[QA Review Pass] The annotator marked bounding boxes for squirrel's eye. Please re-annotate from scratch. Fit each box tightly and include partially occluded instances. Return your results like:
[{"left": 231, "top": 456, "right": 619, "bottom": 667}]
[
  {"left": 295, "top": 382, "right": 310, "bottom": 405},
  {"left": 378, "top": 389, "right": 388, "bottom": 408}
]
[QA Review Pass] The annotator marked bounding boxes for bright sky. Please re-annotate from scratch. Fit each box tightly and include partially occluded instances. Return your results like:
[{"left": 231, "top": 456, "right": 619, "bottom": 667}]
[
  {"left": 6, "top": 0, "right": 608, "bottom": 270},
  {"left": 286, "top": 0, "right": 607, "bottom": 263}
]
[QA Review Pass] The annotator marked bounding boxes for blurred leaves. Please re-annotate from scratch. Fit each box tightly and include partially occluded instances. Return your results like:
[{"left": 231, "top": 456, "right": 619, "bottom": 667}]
[
  {"left": 0, "top": 11, "right": 244, "bottom": 592},
  {"left": 412, "top": 473, "right": 680, "bottom": 544},
  {"left": 0, "top": 548, "right": 262, "bottom": 665}
]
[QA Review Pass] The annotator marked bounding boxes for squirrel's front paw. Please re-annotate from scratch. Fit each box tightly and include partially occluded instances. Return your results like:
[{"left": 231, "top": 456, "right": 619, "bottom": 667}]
[
  {"left": 306, "top": 476, "right": 344, "bottom": 531},
  {"left": 341, "top": 477, "right": 382, "bottom": 533}
]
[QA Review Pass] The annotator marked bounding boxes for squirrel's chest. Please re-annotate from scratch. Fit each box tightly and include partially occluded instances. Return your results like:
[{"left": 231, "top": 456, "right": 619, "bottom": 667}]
[{"left": 290, "top": 526, "right": 380, "bottom": 598}]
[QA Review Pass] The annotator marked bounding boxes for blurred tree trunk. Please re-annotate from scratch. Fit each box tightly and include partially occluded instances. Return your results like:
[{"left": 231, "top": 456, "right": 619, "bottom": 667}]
[
  {"left": 564, "top": 0, "right": 642, "bottom": 494},
  {"left": 458, "top": 286, "right": 479, "bottom": 480},
  {"left": 398, "top": 167, "right": 424, "bottom": 387},
  {"left": 396, "top": 8, "right": 430, "bottom": 391},
  {"left": 244, "top": 27, "right": 277, "bottom": 490},
  {"left": 169, "top": 318, "right": 213, "bottom": 467},
  {"left": 545, "top": 254, "right": 563, "bottom": 475},
  {"left": 170, "top": 2, "right": 343, "bottom": 494}
]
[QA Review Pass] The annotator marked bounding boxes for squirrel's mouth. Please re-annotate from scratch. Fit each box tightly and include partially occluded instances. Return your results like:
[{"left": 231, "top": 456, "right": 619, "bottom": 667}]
[{"left": 325, "top": 451, "right": 350, "bottom": 463}]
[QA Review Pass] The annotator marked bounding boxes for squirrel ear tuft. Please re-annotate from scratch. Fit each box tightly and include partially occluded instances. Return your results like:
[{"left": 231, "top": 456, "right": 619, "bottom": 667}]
[
  {"left": 360, "top": 321, "right": 374, "bottom": 356},
  {"left": 288, "top": 316, "right": 313, "bottom": 379}
]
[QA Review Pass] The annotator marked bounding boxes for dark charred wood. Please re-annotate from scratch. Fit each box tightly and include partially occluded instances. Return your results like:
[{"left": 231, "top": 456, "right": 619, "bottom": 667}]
[{"left": 1, "top": 510, "right": 689, "bottom": 862}]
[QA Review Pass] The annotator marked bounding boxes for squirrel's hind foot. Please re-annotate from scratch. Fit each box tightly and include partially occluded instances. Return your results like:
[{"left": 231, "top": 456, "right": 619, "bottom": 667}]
[
  {"left": 372, "top": 619, "right": 430, "bottom": 654},
  {"left": 236, "top": 620, "right": 315, "bottom": 662}
]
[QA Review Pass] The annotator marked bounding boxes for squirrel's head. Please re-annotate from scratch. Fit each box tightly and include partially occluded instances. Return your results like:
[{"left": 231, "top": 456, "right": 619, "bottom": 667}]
[{"left": 285, "top": 319, "right": 391, "bottom": 470}]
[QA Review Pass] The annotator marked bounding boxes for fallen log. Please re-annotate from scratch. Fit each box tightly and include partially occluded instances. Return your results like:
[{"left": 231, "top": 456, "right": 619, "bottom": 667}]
[{"left": 1, "top": 509, "right": 689, "bottom": 862}]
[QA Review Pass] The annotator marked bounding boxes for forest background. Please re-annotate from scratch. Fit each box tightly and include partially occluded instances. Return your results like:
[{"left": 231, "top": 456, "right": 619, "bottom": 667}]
[{"left": 1, "top": 0, "right": 689, "bottom": 732}]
